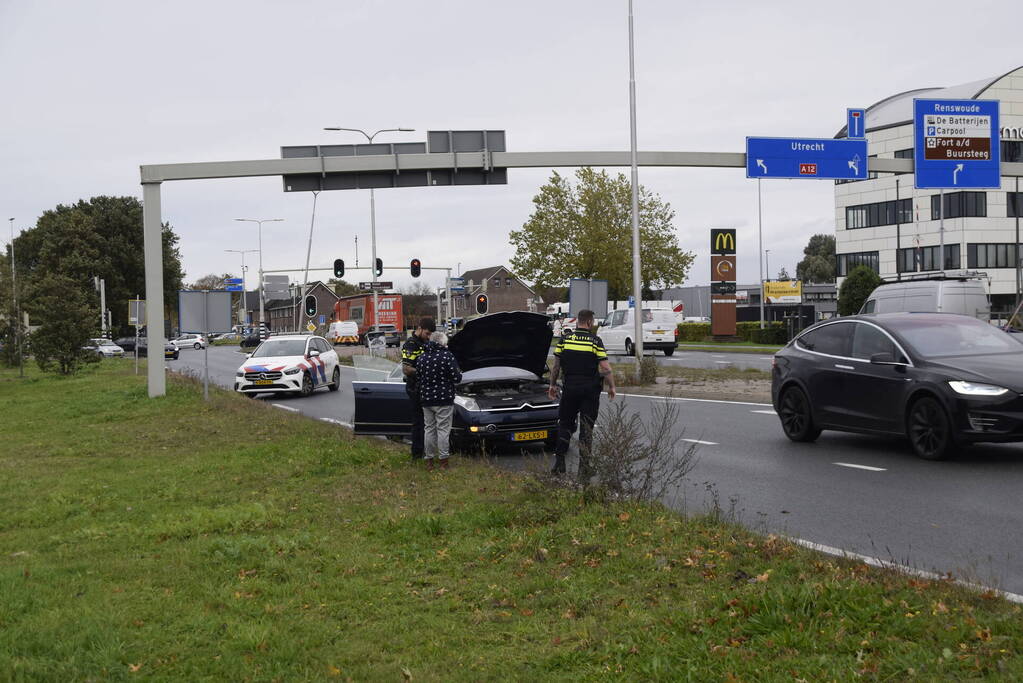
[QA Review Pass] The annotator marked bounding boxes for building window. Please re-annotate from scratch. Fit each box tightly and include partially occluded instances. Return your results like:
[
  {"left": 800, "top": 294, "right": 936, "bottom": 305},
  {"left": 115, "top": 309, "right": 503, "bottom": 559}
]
[
  {"left": 492, "top": 278, "right": 501, "bottom": 288},
  {"left": 845, "top": 198, "right": 912, "bottom": 229},
  {"left": 504, "top": 278, "right": 512, "bottom": 287},
  {"left": 1002, "top": 140, "right": 1023, "bottom": 163},
  {"left": 898, "top": 245, "right": 960, "bottom": 272},
  {"left": 1009, "top": 192, "right": 1023, "bottom": 218},
  {"left": 968, "top": 243, "right": 1020, "bottom": 269},
  {"left": 894, "top": 148, "right": 914, "bottom": 159},
  {"left": 837, "top": 251, "right": 879, "bottom": 276},
  {"left": 931, "top": 192, "right": 987, "bottom": 220}
]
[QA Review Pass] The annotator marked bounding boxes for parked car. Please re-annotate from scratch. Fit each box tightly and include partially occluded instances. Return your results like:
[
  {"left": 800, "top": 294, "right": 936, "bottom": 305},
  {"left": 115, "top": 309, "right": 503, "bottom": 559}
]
[
  {"left": 364, "top": 324, "right": 401, "bottom": 348},
  {"left": 352, "top": 311, "right": 560, "bottom": 450},
  {"left": 240, "top": 333, "right": 262, "bottom": 349},
  {"left": 116, "top": 338, "right": 178, "bottom": 359},
  {"left": 234, "top": 334, "right": 340, "bottom": 397},
  {"left": 84, "top": 338, "right": 125, "bottom": 358},
  {"left": 171, "top": 333, "right": 207, "bottom": 350},
  {"left": 772, "top": 312, "right": 1023, "bottom": 460},
  {"left": 327, "top": 321, "right": 360, "bottom": 345},
  {"left": 598, "top": 308, "right": 678, "bottom": 356},
  {"left": 859, "top": 273, "right": 990, "bottom": 319},
  {"left": 216, "top": 332, "right": 240, "bottom": 342}
]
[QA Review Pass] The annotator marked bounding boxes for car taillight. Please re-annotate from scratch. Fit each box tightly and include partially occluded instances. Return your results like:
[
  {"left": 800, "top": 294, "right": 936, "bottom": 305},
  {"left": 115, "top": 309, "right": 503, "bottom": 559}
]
[{"left": 674, "top": 327, "right": 679, "bottom": 338}]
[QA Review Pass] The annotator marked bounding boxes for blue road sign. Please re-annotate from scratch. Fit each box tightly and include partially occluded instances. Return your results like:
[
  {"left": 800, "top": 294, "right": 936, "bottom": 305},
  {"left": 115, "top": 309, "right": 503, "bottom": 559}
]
[
  {"left": 914, "top": 98, "right": 1000, "bottom": 189},
  {"left": 746, "top": 137, "right": 868, "bottom": 180},
  {"left": 847, "top": 108, "right": 866, "bottom": 139},
  {"left": 225, "top": 285, "right": 243, "bottom": 291},
  {"left": 319, "top": 314, "right": 325, "bottom": 325},
  {"left": 224, "top": 277, "right": 243, "bottom": 284}
]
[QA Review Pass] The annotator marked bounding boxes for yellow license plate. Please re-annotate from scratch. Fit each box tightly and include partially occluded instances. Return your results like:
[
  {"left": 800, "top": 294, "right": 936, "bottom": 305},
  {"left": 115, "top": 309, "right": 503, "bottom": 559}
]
[
  {"left": 653, "top": 330, "right": 666, "bottom": 334},
  {"left": 512, "top": 430, "right": 548, "bottom": 442},
  {"left": 254, "top": 379, "right": 274, "bottom": 386}
]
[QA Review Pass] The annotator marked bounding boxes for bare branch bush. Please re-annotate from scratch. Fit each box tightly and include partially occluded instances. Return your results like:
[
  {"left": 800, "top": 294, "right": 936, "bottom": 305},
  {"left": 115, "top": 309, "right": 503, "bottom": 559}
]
[{"left": 585, "top": 397, "right": 698, "bottom": 502}]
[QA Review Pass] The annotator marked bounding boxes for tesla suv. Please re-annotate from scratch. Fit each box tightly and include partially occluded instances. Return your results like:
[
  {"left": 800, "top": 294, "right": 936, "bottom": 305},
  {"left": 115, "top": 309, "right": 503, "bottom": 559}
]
[
  {"left": 772, "top": 312, "right": 1023, "bottom": 460},
  {"left": 352, "top": 311, "right": 560, "bottom": 450}
]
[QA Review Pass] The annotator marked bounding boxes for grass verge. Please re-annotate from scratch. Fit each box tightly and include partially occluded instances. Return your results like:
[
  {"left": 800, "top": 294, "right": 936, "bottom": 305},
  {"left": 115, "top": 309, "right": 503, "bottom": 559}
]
[{"left": 1, "top": 362, "right": 1020, "bottom": 680}]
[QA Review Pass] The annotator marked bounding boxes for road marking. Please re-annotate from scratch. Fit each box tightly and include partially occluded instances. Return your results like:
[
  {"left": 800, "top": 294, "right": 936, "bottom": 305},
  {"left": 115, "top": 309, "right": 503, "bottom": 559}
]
[
  {"left": 714, "top": 360, "right": 733, "bottom": 364},
  {"left": 320, "top": 417, "right": 353, "bottom": 428},
  {"left": 760, "top": 357, "right": 775, "bottom": 361},
  {"left": 712, "top": 354, "right": 727, "bottom": 358},
  {"left": 271, "top": 403, "right": 299, "bottom": 412},
  {"left": 833, "top": 462, "right": 886, "bottom": 472},
  {"left": 751, "top": 409, "right": 776, "bottom": 415},
  {"left": 789, "top": 536, "right": 1023, "bottom": 605},
  {"left": 681, "top": 438, "right": 718, "bottom": 446},
  {"left": 616, "top": 392, "right": 772, "bottom": 407}
]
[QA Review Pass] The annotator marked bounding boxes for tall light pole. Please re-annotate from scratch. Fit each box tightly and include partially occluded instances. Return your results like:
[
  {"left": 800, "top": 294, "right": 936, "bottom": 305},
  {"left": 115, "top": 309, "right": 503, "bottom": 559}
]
[
  {"left": 627, "top": 0, "right": 644, "bottom": 371},
  {"left": 234, "top": 218, "right": 282, "bottom": 333},
  {"left": 323, "top": 126, "right": 414, "bottom": 342},
  {"left": 8, "top": 218, "right": 22, "bottom": 377},
  {"left": 226, "top": 248, "right": 258, "bottom": 328},
  {"left": 765, "top": 249, "right": 771, "bottom": 282}
]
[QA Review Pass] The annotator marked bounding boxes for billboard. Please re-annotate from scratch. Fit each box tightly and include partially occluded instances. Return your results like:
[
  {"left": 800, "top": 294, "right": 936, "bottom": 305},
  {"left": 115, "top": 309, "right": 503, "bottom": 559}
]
[
  {"left": 178, "top": 290, "right": 233, "bottom": 334},
  {"left": 568, "top": 279, "right": 608, "bottom": 319},
  {"left": 764, "top": 280, "right": 803, "bottom": 304}
]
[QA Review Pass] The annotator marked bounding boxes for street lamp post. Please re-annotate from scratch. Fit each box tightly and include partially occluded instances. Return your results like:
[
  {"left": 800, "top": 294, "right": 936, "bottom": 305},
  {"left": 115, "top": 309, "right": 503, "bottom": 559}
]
[
  {"left": 8, "top": 218, "right": 22, "bottom": 377},
  {"left": 226, "top": 249, "right": 258, "bottom": 328},
  {"left": 323, "top": 126, "right": 414, "bottom": 347},
  {"left": 234, "top": 218, "right": 282, "bottom": 333}
]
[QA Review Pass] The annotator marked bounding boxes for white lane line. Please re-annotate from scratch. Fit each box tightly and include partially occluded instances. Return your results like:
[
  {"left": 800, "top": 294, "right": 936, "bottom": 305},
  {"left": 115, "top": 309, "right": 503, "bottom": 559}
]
[
  {"left": 271, "top": 403, "right": 299, "bottom": 412},
  {"left": 616, "top": 392, "right": 772, "bottom": 407},
  {"left": 681, "top": 438, "right": 718, "bottom": 446},
  {"left": 714, "top": 361, "right": 733, "bottom": 364},
  {"left": 760, "top": 357, "right": 775, "bottom": 361},
  {"left": 834, "top": 462, "right": 886, "bottom": 472},
  {"left": 789, "top": 536, "right": 1023, "bottom": 605},
  {"left": 320, "top": 417, "right": 353, "bottom": 429},
  {"left": 751, "top": 409, "right": 776, "bottom": 415}
]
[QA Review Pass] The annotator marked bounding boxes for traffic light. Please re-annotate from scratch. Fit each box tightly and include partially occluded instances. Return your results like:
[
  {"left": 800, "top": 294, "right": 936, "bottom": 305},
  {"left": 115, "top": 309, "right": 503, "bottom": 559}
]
[
  {"left": 475, "top": 294, "right": 489, "bottom": 315},
  {"left": 304, "top": 295, "right": 317, "bottom": 318},
  {"left": 333, "top": 258, "right": 345, "bottom": 278},
  {"left": 375, "top": 258, "right": 383, "bottom": 277},
  {"left": 410, "top": 258, "right": 421, "bottom": 278}
]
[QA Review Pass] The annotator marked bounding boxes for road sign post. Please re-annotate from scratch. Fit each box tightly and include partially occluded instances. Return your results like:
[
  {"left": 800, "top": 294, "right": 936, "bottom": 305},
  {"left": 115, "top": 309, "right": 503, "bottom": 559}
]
[
  {"left": 913, "top": 98, "right": 1000, "bottom": 189},
  {"left": 746, "top": 137, "right": 868, "bottom": 180}
]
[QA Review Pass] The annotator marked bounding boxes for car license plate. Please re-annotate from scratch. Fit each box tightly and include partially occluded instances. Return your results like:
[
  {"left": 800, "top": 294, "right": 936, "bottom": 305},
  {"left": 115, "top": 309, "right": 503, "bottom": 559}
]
[
  {"left": 511, "top": 429, "right": 547, "bottom": 442},
  {"left": 254, "top": 379, "right": 274, "bottom": 386},
  {"left": 653, "top": 329, "right": 666, "bottom": 334}
]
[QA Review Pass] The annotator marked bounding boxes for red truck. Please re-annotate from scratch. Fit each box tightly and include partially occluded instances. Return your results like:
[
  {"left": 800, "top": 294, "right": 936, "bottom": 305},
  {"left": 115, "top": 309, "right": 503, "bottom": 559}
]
[{"left": 332, "top": 293, "right": 404, "bottom": 342}]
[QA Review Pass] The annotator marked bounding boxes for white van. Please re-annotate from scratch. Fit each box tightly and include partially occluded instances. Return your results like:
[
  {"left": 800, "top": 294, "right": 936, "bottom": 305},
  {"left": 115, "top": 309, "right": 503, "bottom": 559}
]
[
  {"left": 859, "top": 274, "right": 990, "bottom": 319},
  {"left": 598, "top": 308, "right": 678, "bottom": 356},
  {"left": 327, "top": 320, "right": 360, "bottom": 345}
]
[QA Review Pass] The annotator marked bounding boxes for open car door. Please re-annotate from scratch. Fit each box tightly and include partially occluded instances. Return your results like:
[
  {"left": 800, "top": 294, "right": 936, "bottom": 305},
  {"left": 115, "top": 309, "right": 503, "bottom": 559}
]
[{"left": 352, "top": 355, "right": 414, "bottom": 436}]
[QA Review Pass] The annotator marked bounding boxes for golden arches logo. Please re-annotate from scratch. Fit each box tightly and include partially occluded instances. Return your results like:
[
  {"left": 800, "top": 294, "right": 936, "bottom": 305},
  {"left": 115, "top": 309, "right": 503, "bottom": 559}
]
[{"left": 714, "top": 232, "right": 735, "bottom": 252}]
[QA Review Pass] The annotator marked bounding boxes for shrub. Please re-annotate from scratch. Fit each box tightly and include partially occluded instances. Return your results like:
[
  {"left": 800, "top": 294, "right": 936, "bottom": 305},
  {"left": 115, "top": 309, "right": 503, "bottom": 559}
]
[{"left": 838, "top": 265, "right": 883, "bottom": 316}]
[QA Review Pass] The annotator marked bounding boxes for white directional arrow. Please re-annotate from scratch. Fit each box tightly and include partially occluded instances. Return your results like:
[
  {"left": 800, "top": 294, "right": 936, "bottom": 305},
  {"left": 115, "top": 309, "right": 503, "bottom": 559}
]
[
  {"left": 848, "top": 155, "right": 860, "bottom": 176},
  {"left": 756, "top": 159, "right": 767, "bottom": 174},
  {"left": 953, "top": 163, "right": 964, "bottom": 185}
]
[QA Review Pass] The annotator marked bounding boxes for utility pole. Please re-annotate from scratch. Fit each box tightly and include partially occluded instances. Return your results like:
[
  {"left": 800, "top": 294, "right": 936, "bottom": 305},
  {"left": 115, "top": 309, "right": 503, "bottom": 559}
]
[
  {"left": 234, "top": 218, "right": 282, "bottom": 333},
  {"left": 94, "top": 276, "right": 107, "bottom": 338},
  {"left": 8, "top": 218, "right": 23, "bottom": 377},
  {"left": 226, "top": 248, "right": 258, "bottom": 328},
  {"left": 626, "top": 0, "right": 644, "bottom": 371}
]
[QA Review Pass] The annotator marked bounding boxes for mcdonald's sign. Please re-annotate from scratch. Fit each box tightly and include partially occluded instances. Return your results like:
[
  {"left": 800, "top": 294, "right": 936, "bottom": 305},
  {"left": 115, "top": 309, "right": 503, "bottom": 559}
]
[{"left": 711, "top": 228, "right": 736, "bottom": 254}]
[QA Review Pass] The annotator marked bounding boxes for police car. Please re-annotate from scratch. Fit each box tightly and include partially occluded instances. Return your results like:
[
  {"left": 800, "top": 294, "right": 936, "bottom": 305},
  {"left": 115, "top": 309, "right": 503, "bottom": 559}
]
[{"left": 235, "top": 334, "right": 341, "bottom": 397}]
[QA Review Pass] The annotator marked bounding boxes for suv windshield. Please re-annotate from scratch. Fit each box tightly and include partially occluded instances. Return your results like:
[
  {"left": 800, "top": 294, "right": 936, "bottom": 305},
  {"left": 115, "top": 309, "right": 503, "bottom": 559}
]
[
  {"left": 250, "top": 340, "right": 307, "bottom": 357},
  {"left": 888, "top": 316, "right": 1021, "bottom": 358}
]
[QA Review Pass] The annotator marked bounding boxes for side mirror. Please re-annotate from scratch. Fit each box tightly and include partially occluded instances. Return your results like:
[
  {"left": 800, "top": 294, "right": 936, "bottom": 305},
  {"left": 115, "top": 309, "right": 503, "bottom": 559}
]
[
  {"left": 309, "top": 350, "right": 321, "bottom": 358},
  {"left": 245, "top": 353, "right": 252, "bottom": 358}
]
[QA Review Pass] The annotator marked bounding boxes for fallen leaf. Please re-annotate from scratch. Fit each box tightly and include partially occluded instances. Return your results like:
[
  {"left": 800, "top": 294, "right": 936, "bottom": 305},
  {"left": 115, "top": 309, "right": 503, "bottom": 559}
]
[
  {"left": 128, "top": 663, "right": 142, "bottom": 673},
  {"left": 402, "top": 666, "right": 413, "bottom": 680},
  {"left": 754, "top": 572, "right": 770, "bottom": 583},
  {"left": 618, "top": 512, "right": 631, "bottom": 522}
]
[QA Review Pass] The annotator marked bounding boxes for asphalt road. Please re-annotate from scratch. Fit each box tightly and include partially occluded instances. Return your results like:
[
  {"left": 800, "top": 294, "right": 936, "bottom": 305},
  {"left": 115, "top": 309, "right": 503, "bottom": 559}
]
[{"left": 174, "top": 345, "right": 1023, "bottom": 595}]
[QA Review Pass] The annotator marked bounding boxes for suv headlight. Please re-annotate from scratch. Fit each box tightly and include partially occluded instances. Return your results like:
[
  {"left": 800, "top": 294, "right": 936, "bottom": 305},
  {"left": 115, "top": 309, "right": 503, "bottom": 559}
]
[
  {"left": 454, "top": 395, "right": 480, "bottom": 411},
  {"left": 948, "top": 381, "right": 1009, "bottom": 397},
  {"left": 236, "top": 371, "right": 244, "bottom": 377},
  {"left": 284, "top": 367, "right": 301, "bottom": 375}
]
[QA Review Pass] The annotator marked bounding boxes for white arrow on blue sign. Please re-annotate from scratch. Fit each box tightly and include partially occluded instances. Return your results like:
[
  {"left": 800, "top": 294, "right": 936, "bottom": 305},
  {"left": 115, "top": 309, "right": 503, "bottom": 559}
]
[
  {"left": 913, "top": 98, "right": 1000, "bottom": 190},
  {"left": 225, "top": 285, "right": 243, "bottom": 291},
  {"left": 746, "top": 137, "right": 868, "bottom": 180},
  {"left": 224, "top": 278, "right": 243, "bottom": 284}
]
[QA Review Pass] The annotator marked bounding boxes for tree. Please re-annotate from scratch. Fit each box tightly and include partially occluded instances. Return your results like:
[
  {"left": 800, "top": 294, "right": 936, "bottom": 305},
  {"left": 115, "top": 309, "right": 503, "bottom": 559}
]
[
  {"left": 796, "top": 234, "right": 836, "bottom": 283},
  {"left": 777, "top": 267, "right": 791, "bottom": 281},
  {"left": 328, "top": 278, "right": 361, "bottom": 297},
  {"left": 509, "top": 168, "right": 694, "bottom": 300},
  {"left": 837, "top": 265, "right": 882, "bottom": 316},
  {"left": 30, "top": 273, "right": 100, "bottom": 375},
  {"left": 14, "top": 196, "right": 184, "bottom": 337},
  {"left": 189, "top": 273, "right": 236, "bottom": 290}
]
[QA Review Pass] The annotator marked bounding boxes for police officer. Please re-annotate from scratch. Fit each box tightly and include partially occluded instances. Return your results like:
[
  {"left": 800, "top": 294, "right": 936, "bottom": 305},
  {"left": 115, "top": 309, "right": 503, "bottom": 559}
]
[
  {"left": 547, "top": 309, "right": 615, "bottom": 476},
  {"left": 402, "top": 317, "right": 436, "bottom": 460}
]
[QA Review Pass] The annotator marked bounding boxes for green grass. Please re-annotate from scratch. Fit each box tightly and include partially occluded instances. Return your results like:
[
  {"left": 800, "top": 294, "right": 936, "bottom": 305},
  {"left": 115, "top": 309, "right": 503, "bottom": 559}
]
[{"left": 1, "top": 362, "right": 1021, "bottom": 680}]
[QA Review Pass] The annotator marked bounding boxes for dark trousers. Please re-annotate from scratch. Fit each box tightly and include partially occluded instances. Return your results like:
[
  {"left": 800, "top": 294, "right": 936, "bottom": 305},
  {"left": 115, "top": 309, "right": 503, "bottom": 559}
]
[
  {"left": 408, "top": 390, "right": 424, "bottom": 457},
  {"left": 555, "top": 379, "right": 601, "bottom": 464}
]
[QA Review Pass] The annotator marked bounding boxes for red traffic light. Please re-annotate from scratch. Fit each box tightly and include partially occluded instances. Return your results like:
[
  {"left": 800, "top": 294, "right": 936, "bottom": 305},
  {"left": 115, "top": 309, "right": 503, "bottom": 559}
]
[{"left": 410, "top": 258, "right": 421, "bottom": 278}]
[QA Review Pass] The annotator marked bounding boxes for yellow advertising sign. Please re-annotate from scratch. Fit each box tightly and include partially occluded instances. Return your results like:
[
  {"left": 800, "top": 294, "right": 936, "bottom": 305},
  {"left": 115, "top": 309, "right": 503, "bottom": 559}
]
[{"left": 764, "top": 280, "right": 802, "bottom": 304}]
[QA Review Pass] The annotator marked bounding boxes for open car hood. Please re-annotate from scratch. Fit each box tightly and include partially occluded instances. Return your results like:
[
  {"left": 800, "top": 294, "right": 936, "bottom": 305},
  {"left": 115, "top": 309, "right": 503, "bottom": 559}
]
[{"left": 448, "top": 311, "right": 553, "bottom": 377}]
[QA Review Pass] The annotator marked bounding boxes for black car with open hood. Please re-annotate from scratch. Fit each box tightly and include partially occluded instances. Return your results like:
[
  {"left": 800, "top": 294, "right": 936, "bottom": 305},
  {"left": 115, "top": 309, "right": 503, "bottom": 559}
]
[{"left": 352, "top": 311, "right": 560, "bottom": 450}]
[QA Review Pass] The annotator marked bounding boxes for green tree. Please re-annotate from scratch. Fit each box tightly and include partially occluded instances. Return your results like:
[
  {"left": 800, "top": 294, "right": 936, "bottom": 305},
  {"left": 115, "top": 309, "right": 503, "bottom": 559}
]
[
  {"left": 509, "top": 169, "right": 694, "bottom": 299},
  {"left": 328, "top": 278, "right": 361, "bottom": 297},
  {"left": 189, "top": 273, "right": 236, "bottom": 290},
  {"left": 30, "top": 273, "right": 100, "bottom": 375},
  {"left": 837, "top": 265, "right": 882, "bottom": 316},
  {"left": 795, "top": 234, "right": 836, "bottom": 283},
  {"left": 14, "top": 196, "right": 184, "bottom": 337}
]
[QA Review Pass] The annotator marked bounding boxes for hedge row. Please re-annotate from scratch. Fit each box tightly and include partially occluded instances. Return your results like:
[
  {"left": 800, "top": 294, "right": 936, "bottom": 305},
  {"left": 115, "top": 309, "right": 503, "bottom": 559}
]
[{"left": 676, "top": 321, "right": 787, "bottom": 345}]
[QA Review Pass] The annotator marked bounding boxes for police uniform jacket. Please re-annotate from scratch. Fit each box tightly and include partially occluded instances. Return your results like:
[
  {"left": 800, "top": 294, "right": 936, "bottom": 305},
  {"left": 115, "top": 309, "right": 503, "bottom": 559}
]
[
  {"left": 554, "top": 328, "right": 608, "bottom": 388},
  {"left": 401, "top": 336, "right": 427, "bottom": 394}
]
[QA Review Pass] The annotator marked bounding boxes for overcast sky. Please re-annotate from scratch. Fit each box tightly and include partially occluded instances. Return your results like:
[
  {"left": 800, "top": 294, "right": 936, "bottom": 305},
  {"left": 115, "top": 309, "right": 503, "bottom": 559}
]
[{"left": 2, "top": 0, "right": 1020, "bottom": 298}]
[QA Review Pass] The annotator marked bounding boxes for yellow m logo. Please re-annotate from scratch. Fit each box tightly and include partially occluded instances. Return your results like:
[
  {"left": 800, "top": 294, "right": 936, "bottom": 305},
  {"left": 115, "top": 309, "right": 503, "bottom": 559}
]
[{"left": 712, "top": 230, "right": 735, "bottom": 253}]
